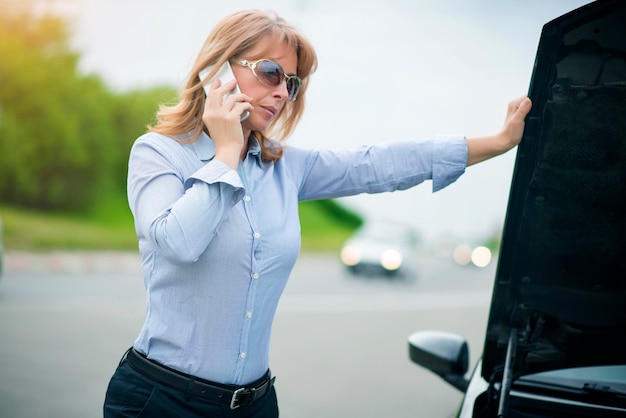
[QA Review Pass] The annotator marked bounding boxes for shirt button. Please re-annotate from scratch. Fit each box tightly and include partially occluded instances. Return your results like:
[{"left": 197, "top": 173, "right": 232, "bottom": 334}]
[
  {"left": 244, "top": 195, "right": 251, "bottom": 202},
  {"left": 254, "top": 232, "right": 260, "bottom": 239},
  {"left": 240, "top": 352, "right": 247, "bottom": 359},
  {"left": 252, "top": 273, "right": 259, "bottom": 279},
  {"left": 246, "top": 311, "right": 252, "bottom": 318}
]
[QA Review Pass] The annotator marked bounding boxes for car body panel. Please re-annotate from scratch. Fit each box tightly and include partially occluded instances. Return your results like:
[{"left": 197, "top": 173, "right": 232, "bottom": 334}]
[{"left": 482, "top": 0, "right": 626, "bottom": 382}]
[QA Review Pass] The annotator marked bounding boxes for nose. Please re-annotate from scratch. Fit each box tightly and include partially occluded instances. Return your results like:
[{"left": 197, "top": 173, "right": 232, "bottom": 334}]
[{"left": 272, "top": 79, "right": 289, "bottom": 100}]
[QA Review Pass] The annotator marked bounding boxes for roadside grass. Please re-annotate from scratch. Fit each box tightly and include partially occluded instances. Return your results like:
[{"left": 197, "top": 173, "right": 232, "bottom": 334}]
[
  {"left": 0, "top": 204, "right": 138, "bottom": 251},
  {"left": 298, "top": 200, "right": 360, "bottom": 252},
  {"left": 0, "top": 199, "right": 360, "bottom": 253}
]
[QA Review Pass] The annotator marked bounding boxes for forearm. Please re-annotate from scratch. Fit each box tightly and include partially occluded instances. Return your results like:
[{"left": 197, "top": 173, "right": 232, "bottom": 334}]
[{"left": 465, "top": 133, "right": 514, "bottom": 166}]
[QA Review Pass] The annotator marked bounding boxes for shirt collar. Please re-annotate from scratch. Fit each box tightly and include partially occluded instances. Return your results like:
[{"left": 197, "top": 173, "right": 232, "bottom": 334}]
[
  {"left": 246, "top": 135, "right": 264, "bottom": 168},
  {"left": 190, "top": 132, "right": 264, "bottom": 167},
  {"left": 190, "top": 132, "right": 216, "bottom": 162}
]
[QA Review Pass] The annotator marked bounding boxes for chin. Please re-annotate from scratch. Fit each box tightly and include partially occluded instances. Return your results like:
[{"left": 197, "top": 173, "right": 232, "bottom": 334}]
[{"left": 243, "top": 116, "right": 271, "bottom": 133}]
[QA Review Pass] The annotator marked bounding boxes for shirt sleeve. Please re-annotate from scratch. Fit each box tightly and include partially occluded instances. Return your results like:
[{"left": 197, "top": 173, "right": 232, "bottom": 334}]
[
  {"left": 286, "top": 135, "right": 468, "bottom": 201},
  {"left": 431, "top": 136, "right": 467, "bottom": 192},
  {"left": 127, "top": 134, "right": 245, "bottom": 263}
]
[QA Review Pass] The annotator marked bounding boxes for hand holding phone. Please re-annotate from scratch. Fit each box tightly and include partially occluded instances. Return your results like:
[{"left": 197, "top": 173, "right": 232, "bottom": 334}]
[{"left": 199, "top": 62, "right": 250, "bottom": 122}]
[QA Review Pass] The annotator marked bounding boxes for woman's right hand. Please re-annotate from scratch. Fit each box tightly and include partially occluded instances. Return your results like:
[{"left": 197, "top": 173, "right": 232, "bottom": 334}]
[{"left": 202, "top": 78, "right": 253, "bottom": 169}]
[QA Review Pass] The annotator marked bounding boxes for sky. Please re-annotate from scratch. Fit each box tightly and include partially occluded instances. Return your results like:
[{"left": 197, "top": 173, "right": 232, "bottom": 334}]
[{"left": 62, "top": 0, "right": 591, "bottom": 245}]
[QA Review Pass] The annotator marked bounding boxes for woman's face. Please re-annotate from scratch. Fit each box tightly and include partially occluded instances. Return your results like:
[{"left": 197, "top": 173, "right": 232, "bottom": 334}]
[{"left": 232, "top": 37, "right": 298, "bottom": 133}]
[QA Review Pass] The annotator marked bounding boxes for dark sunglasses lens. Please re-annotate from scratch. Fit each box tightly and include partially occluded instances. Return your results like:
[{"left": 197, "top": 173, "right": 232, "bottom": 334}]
[
  {"left": 257, "top": 60, "right": 283, "bottom": 86},
  {"left": 286, "top": 77, "right": 301, "bottom": 100}
]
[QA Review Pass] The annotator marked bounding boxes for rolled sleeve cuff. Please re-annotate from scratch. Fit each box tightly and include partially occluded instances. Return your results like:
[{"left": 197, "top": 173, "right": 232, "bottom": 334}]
[
  {"left": 432, "top": 136, "right": 468, "bottom": 192},
  {"left": 184, "top": 160, "right": 246, "bottom": 202}
]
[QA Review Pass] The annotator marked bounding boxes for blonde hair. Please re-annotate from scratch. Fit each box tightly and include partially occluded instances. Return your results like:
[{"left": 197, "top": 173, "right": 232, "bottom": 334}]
[{"left": 148, "top": 9, "right": 318, "bottom": 162}]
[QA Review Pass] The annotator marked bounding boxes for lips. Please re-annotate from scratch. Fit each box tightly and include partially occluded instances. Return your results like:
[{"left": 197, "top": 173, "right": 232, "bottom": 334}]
[{"left": 260, "top": 106, "right": 277, "bottom": 118}]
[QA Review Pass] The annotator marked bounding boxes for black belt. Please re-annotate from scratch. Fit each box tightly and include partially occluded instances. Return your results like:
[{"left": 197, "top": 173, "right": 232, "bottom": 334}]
[{"left": 125, "top": 348, "right": 275, "bottom": 410}]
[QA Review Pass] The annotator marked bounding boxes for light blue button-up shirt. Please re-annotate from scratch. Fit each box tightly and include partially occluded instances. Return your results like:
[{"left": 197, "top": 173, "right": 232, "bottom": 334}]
[{"left": 128, "top": 131, "right": 467, "bottom": 385}]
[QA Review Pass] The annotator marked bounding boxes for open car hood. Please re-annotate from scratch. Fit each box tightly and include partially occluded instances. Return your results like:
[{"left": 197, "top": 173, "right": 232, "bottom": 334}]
[{"left": 482, "top": 0, "right": 626, "bottom": 383}]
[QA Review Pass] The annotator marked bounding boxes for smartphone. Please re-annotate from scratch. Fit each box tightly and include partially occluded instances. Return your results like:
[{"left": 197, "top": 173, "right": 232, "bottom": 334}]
[{"left": 199, "top": 61, "right": 249, "bottom": 122}]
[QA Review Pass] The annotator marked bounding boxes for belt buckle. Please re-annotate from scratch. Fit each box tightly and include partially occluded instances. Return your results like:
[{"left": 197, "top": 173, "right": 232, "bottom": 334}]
[{"left": 230, "top": 387, "right": 253, "bottom": 410}]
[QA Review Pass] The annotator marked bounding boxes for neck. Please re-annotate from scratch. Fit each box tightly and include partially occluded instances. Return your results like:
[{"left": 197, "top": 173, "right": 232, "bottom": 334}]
[{"left": 240, "top": 131, "right": 251, "bottom": 161}]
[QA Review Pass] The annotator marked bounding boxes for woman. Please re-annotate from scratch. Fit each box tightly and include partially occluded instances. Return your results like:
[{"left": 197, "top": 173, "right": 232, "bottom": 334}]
[{"left": 103, "top": 8, "right": 531, "bottom": 418}]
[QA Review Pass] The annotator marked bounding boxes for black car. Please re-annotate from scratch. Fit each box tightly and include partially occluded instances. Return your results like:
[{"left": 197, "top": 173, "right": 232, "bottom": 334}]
[{"left": 407, "top": 1, "right": 626, "bottom": 417}]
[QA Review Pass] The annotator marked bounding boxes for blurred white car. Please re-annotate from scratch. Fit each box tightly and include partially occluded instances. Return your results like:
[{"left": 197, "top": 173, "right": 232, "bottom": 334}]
[{"left": 339, "top": 221, "right": 418, "bottom": 278}]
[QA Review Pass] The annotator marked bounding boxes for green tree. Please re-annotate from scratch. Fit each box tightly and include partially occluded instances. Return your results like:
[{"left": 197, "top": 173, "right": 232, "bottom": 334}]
[
  {"left": 107, "top": 87, "right": 177, "bottom": 196},
  {"left": 0, "top": 7, "right": 116, "bottom": 210},
  {"left": 0, "top": 5, "right": 177, "bottom": 213}
]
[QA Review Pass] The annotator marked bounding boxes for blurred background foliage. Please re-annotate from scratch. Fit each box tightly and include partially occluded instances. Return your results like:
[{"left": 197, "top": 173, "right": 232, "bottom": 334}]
[
  {"left": 0, "top": 4, "right": 172, "bottom": 211},
  {"left": 0, "top": 2, "right": 362, "bottom": 251}
]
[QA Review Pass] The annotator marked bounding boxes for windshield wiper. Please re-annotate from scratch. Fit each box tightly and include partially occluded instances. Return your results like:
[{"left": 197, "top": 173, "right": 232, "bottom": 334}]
[
  {"left": 582, "top": 383, "right": 626, "bottom": 399},
  {"left": 515, "top": 378, "right": 626, "bottom": 408}
]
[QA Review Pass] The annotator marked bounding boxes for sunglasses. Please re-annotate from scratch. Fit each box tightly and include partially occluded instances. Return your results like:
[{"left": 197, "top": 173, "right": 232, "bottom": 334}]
[{"left": 237, "top": 59, "right": 302, "bottom": 101}]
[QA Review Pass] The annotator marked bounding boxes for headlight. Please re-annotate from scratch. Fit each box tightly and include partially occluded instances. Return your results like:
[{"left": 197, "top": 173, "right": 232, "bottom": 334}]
[
  {"left": 340, "top": 245, "right": 361, "bottom": 266},
  {"left": 381, "top": 249, "right": 403, "bottom": 271},
  {"left": 471, "top": 246, "right": 491, "bottom": 268},
  {"left": 452, "top": 244, "right": 472, "bottom": 265}
]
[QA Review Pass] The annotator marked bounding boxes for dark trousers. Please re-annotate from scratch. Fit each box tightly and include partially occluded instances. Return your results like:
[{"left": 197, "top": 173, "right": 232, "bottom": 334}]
[{"left": 103, "top": 356, "right": 279, "bottom": 418}]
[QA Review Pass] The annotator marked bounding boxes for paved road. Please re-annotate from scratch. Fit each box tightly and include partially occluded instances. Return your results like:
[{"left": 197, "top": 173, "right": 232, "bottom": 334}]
[{"left": 0, "top": 251, "right": 495, "bottom": 418}]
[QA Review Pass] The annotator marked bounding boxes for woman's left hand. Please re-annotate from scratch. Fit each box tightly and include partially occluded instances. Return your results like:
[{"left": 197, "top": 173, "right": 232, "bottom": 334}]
[
  {"left": 466, "top": 95, "right": 532, "bottom": 166},
  {"left": 501, "top": 95, "right": 533, "bottom": 150}
]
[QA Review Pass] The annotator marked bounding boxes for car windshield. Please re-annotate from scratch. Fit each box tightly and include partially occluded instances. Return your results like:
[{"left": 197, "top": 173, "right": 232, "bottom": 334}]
[{"left": 355, "top": 222, "right": 414, "bottom": 244}]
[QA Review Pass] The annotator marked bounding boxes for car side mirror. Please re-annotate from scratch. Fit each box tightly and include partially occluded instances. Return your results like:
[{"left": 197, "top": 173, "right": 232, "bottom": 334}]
[{"left": 408, "top": 330, "right": 469, "bottom": 392}]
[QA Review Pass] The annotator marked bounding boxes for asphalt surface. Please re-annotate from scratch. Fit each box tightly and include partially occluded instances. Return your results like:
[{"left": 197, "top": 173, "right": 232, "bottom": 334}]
[
  {"left": 0, "top": 251, "right": 495, "bottom": 418},
  {"left": 4, "top": 251, "right": 144, "bottom": 275}
]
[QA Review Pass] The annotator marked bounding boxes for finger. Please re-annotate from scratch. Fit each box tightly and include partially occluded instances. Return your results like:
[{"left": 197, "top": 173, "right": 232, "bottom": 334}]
[
  {"left": 223, "top": 92, "right": 252, "bottom": 110},
  {"left": 514, "top": 97, "right": 532, "bottom": 118},
  {"left": 206, "top": 78, "right": 221, "bottom": 94},
  {"left": 214, "top": 79, "right": 237, "bottom": 99},
  {"left": 507, "top": 96, "right": 531, "bottom": 120},
  {"left": 233, "top": 102, "right": 254, "bottom": 119},
  {"left": 511, "top": 95, "right": 530, "bottom": 109},
  {"left": 221, "top": 79, "right": 237, "bottom": 90},
  {"left": 217, "top": 80, "right": 243, "bottom": 109},
  {"left": 205, "top": 79, "right": 223, "bottom": 108},
  {"left": 206, "top": 79, "right": 237, "bottom": 100}
]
